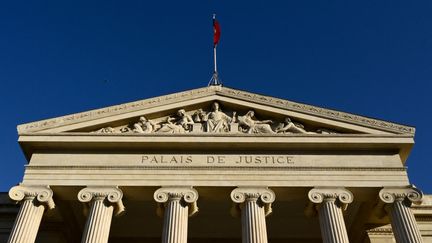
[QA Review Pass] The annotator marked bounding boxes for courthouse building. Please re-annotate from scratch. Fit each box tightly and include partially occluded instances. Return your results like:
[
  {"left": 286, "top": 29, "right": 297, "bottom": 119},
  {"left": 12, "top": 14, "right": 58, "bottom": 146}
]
[{"left": 0, "top": 85, "right": 431, "bottom": 243}]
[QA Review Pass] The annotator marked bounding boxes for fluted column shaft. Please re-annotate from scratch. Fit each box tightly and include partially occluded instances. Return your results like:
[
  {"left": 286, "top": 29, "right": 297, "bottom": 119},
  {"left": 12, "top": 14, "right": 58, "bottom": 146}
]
[
  {"left": 81, "top": 197, "right": 114, "bottom": 243},
  {"left": 379, "top": 187, "right": 423, "bottom": 243},
  {"left": 154, "top": 187, "right": 199, "bottom": 243},
  {"left": 318, "top": 198, "right": 350, "bottom": 243},
  {"left": 7, "top": 186, "right": 55, "bottom": 243},
  {"left": 242, "top": 196, "right": 268, "bottom": 243},
  {"left": 231, "top": 187, "right": 275, "bottom": 243},
  {"left": 9, "top": 200, "right": 44, "bottom": 243},
  {"left": 308, "top": 187, "right": 353, "bottom": 243},
  {"left": 78, "top": 187, "right": 124, "bottom": 243}
]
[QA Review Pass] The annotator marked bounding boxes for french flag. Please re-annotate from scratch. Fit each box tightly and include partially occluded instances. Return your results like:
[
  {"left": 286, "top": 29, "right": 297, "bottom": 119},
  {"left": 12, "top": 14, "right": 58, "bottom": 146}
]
[{"left": 213, "top": 14, "right": 221, "bottom": 47}]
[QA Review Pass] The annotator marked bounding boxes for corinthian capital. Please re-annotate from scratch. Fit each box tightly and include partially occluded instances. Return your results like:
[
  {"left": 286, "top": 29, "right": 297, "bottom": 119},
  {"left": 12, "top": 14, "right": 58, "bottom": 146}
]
[
  {"left": 230, "top": 187, "right": 275, "bottom": 216},
  {"left": 154, "top": 187, "right": 199, "bottom": 217},
  {"left": 379, "top": 186, "right": 423, "bottom": 206},
  {"left": 78, "top": 186, "right": 125, "bottom": 216},
  {"left": 9, "top": 185, "right": 55, "bottom": 209}
]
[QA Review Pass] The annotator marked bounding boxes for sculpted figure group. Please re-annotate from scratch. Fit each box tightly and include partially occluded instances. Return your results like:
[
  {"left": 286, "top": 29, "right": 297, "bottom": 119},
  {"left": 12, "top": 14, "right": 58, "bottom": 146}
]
[{"left": 94, "top": 102, "right": 336, "bottom": 134}]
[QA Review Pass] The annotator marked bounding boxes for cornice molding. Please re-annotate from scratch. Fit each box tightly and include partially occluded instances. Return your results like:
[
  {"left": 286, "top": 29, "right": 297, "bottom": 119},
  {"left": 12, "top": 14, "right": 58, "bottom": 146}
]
[
  {"left": 17, "top": 86, "right": 415, "bottom": 135},
  {"left": 218, "top": 87, "right": 414, "bottom": 135},
  {"left": 366, "top": 227, "right": 393, "bottom": 235},
  {"left": 18, "top": 87, "right": 216, "bottom": 134},
  {"left": 25, "top": 165, "right": 408, "bottom": 172}
]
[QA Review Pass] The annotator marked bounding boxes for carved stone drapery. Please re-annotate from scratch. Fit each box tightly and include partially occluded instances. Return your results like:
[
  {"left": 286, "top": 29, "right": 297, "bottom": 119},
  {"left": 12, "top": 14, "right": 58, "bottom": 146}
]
[
  {"left": 154, "top": 187, "right": 199, "bottom": 243},
  {"left": 19, "top": 86, "right": 414, "bottom": 135},
  {"left": 230, "top": 187, "right": 275, "bottom": 243},
  {"left": 92, "top": 102, "right": 332, "bottom": 135},
  {"left": 78, "top": 187, "right": 124, "bottom": 243},
  {"left": 379, "top": 187, "right": 423, "bottom": 243},
  {"left": 7, "top": 185, "right": 55, "bottom": 243},
  {"left": 307, "top": 187, "right": 353, "bottom": 243}
]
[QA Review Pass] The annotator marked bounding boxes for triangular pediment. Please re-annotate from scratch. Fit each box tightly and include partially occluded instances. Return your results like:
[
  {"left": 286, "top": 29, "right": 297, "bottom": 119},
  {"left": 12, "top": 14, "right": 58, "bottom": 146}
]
[{"left": 17, "top": 86, "right": 415, "bottom": 135}]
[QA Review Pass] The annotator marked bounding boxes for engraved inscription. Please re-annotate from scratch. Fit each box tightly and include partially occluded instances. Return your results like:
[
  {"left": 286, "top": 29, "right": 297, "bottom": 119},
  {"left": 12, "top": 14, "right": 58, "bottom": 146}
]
[
  {"left": 140, "top": 155, "right": 295, "bottom": 166},
  {"left": 141, "top": 155, "right": 193, "bottom": 164},
  {"left": 234, "top": 155, "right": 294, "bottom": 164}
]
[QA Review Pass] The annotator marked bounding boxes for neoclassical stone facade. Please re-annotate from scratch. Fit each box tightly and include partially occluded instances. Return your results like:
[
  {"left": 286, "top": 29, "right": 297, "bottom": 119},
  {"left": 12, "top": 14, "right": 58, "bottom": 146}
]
[{"left": 1, "top": 86, "right": 431, "bottom": 243}]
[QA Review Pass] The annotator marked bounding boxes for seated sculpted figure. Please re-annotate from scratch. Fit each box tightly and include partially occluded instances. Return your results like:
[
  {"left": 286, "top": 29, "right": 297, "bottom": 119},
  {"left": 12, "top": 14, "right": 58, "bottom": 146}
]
[
  {"left": 157, "top": 109, "right": 194, "bottom": 133},
  {"left": 157, "top": 116, "right": 183, "bottom": 133},
  {"left": 133, "top": 116, "right": 157, "bottom": 133},
  {"left": 203, "top": 102, "right": 233, "bottom": 133},
  {"left": 238, "top": 110, "right": 275, "bottom": 134},
  {"left": 275, "top": 117, "right": 313, "bottom": 134}
]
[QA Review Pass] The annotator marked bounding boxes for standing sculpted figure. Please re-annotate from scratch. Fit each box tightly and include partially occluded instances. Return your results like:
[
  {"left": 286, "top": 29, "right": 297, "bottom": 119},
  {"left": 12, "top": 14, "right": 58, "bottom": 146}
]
[
  {"left": 203, "top": 102, "right": 233, "bottom": 133},
  {"left": 238, "top": 110, "right": 275, "bottom": 134},
  {"left": 177, "top": 109, "right": 194, "bottom": 131}
]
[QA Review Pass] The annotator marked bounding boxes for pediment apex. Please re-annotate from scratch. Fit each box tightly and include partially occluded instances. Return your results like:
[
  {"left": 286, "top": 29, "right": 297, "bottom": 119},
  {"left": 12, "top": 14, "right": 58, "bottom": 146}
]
[{"left": 17, "top": 86, "right": 415, "bottom": 135}]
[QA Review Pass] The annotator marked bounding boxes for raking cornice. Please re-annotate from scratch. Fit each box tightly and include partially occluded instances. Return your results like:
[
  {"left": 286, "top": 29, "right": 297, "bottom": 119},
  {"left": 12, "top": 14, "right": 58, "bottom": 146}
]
[{"left": 17, "top": 86, "right": 415, "bottom": 135}]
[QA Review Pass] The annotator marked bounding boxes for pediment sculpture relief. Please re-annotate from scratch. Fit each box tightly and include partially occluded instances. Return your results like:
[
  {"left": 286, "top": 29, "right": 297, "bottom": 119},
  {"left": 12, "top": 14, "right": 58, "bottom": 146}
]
[
  {"left": 201, "top": 102, "right": 234, "bottom": 133},
  {"left": 93, "top": 102, "right": 339, "bottom": 135}
]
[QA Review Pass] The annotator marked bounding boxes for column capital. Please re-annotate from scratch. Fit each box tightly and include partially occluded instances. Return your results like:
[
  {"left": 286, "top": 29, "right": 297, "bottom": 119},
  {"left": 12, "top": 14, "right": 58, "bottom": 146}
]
[
  {"left": 379, "top": 186, "right": 423, "bottom": 206},
  {"left": 378, "top": 186, "right": 424, "bottom": 242},
  {"left": 230, "top": 187, "right": 275, "bottom": 216},
  {"left": 308, "top": 187, "right": 353, "bottom": 210},
  {"left": 78, "top": 186, "right": 124, "bottom": 216},
  {"left": 154, "top": 187, "right": 199, "bottom": 217},
  {"left": 9, "top": 185, "right": 55, "bottom": 210},
  {"left": 306, "top": 187, "right": 352, "bottom": 242}
]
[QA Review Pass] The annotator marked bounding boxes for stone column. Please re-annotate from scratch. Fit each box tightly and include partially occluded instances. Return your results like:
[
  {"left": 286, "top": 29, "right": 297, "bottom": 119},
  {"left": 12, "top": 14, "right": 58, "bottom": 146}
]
[
  {"left": 307, "top": 187, "right": 353, "bottom": 243},
  {"left": 7, "top": 185, "right": 55, "bottom": 243},
  {"left": 379, "top": 186, "right": 423, "bottom": 243},
  {"left": 230, "top": 187, "right": 275, "bottom": 243},
  {"left": 78, "top": 187, "right": 124, "bottom": 243},
  {"left": 154, "top": 187, "right": 199, "bottom": 243}
]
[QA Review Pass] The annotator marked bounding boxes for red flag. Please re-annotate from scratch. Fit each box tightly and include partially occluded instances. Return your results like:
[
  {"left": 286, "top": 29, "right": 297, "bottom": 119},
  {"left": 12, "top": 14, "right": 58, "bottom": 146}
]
[{"left": 213, "top": 16, "right": 221, "bottom": 46}]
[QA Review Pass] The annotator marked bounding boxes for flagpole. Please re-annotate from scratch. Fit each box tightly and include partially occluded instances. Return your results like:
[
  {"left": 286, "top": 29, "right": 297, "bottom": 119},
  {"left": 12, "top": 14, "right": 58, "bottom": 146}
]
[
  {"left": 214, "top": 45, "right": 217, "bottom": 73},
  {"left": 213, "top": 14, "right": 218, "bottom": 74},
  {"left": 209, "top": 13, "right": 221, "bottom": 86}
]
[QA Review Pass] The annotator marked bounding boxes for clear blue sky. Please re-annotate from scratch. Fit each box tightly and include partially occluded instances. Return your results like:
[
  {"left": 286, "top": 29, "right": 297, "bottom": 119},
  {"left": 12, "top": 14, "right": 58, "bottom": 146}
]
[{"left": 0, "top": 1, "right": 431, "bottom": 193}]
